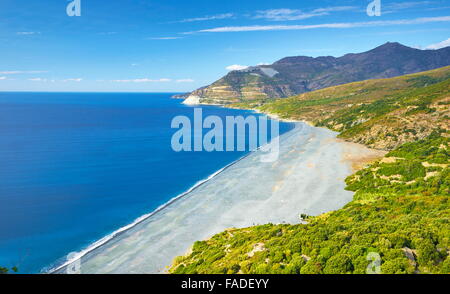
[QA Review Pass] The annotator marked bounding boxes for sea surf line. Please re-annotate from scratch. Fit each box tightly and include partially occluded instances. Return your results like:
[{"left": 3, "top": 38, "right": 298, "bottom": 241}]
[{"left": 48, "top": 119, "right": 298, "bottom": 273}]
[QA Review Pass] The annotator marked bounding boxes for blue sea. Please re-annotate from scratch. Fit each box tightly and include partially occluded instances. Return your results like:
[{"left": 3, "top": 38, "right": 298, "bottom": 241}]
[{"left": 0, "top": 92, "right": 294, "bottom": 273}]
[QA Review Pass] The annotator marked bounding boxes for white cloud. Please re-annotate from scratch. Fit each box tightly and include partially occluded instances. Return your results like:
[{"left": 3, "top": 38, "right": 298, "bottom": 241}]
[
  {"left": 312, "top": 6, "right": 358, "bottom": 13},
  {"left": 425, "top": 37, "right": 450, "bottom": 49},
  {"left": 112, "top": 78, "right": 172, "bottom": 83},
  {"left": 382, "top": 1, "right": 435, "bottom": 15},
  {"left": 385, "top": 1, "right": 434, "bottom": 11},
  {"left": 0, "top": 70, "right": 47, "bottom": 74},
  {"left": 178, "top": 7, "right": 354, "bottom": 24},
  {"left": 226, "top": 65, "right": 249, "bottom": 71},
  {"left": 62, "top": 78, "right": 83, "bottom": 82},
  {"left": 176, "top": 79, "right": 195, "bottom": 83},
  {"left": 28, "top": 78, "right": 82, "bottom": 82},
  {"left": 16, "top": 31, "right": 40, "bottom": 35},
  {"left": 257, "top": 62, "right": 271, "bottom": 66},
  {"left": 148, "top": 37, "right": 183, "bottom": 40},
  {"left": 254, "top": 6, "right": 356, "bottom": 21},
  {"left": 0, "top": 77, "right": 7, "bottom": 80},
  {"left": 254, "top": 9, "right": 326, "bottom": 21},
  {"left": 179, "top": 13, "right": 234, "bottom": 23},
  {"left": 426, "top": 5, "right": 450, "bottom": 11},
  {"left": 191, "top": 16, "right": 450, "bottom": 33}
]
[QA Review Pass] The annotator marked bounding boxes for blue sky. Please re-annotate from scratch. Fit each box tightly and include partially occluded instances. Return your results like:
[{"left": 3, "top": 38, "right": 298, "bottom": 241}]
[{"left": 1, "top": 0, "right": 450, "bottom": 92}]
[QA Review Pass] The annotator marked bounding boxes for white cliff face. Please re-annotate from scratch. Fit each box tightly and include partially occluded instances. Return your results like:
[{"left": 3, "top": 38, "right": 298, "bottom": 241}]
[
  {"left": 182, "top": 95, "right": 201, "bottom": 105},
  {"left": 260, "top": 67, "right": 279, "bottom": 78}
]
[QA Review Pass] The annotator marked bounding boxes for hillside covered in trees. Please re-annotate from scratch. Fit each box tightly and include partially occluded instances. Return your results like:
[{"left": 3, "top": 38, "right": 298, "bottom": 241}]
[
  {"left": 170, "top": 67, "right": 450, "bottom": 274},
  {"left": 170, "top": 133, "right": 449, "bottom": 275},
  {"left": 230, "top": 65, "right": 450, "bottom": 150}
]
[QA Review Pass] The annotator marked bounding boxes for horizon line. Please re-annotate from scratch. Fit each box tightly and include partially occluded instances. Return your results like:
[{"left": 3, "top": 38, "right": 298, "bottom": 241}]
[{"left": 0, "top": 90, "right": 187, "bottom": 94}]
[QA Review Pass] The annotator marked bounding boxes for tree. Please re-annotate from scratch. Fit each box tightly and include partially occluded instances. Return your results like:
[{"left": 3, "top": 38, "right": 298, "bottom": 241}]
[
  {"left": 300, "top": 259, "right": 323, "bottom": 274},
  {"left": 0, "top": 266, "right": 17, "bottom": 274},
  {"left": 381, "top": 258, "right": 415, "bottom": 274},
  {"left": 323, "top": 254, "right": 353, "bottom": 274},
  {"left": 416, "top": 240, "right": 439, "bottom": 266},
  {"left": 441, "top": 257, "right": 450, "bottom": 274}
]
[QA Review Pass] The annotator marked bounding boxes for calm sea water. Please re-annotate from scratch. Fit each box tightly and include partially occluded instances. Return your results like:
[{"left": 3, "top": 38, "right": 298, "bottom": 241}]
[{"left": 0, "top": 92, "right": 294, "bottom": 273}]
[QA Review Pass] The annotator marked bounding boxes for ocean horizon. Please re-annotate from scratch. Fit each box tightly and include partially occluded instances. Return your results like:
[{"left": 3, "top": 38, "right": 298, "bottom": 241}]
[{"left": 0, "top": 92, "right": 295, "bottom": 273}]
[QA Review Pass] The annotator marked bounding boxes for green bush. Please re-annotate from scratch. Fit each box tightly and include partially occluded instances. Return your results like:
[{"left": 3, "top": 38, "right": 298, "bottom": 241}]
[
  {"left": 323, "top": 254, "right": 353, "bottom": 274},
  {"left": 300, "top": 259, "right": 323, "bottom": 274},
  {"left": 381, "top": 258, "right": 415, "bottom": 274},
  {"left": 441, "top": 257, "right": 450, "bottom": 274}
]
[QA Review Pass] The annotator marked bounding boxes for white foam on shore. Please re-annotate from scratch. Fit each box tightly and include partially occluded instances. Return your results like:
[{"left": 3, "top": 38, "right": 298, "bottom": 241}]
[
  {"left": 48, "top": 122, "right": 291, "bottom": 273},
  {"left": 49, "top": 122, "right": 379, "bottom": 274},
  {"left": 49, "top": 155, "right": 250, "bottom": 273}
]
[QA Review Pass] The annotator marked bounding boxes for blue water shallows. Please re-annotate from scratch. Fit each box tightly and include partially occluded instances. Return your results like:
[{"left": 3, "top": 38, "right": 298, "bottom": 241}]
[{"left": 0, "top": 92, "right": 294, "bottom": 273}]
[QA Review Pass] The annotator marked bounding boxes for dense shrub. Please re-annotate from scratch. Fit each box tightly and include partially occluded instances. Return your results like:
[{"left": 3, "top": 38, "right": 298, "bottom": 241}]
[{"left": 170, "top": 126, "right": 449, "bottom": 275}]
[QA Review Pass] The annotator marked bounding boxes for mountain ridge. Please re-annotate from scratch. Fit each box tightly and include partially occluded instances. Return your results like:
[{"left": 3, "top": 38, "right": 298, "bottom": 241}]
[
  {"left": 231, "top": 65, "right": 450, "bottom": 150},
  {"left": 182, "top": 42, "right": 450, "bottom": 105}
]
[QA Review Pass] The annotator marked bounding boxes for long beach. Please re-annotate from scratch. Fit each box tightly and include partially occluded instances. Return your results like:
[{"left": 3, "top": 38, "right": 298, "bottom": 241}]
[{"left": 55, "top": 122, "right": 381, "bottom": 274}]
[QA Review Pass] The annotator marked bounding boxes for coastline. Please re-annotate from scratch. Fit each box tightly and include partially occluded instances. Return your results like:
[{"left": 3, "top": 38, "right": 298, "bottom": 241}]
[
  {"left": 48, "top": 113, "right": 291, "bottom": 274},
  {"left": 48, "top": 140, "right": 257, "bottom": 274},
  {"left": 50, "top": 118, "right": 382, "bottom": 274}
]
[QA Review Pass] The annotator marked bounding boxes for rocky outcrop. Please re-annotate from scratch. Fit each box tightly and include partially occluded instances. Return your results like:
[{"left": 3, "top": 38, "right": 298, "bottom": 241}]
[{"left": 182, "top": 95, "right": 201, "bottom": 105}]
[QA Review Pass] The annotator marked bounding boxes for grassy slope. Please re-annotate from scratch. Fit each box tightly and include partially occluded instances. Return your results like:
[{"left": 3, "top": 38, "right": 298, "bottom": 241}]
[
  {"left": 230, "top": 66, "right": 450, "bottom": 150},
  {"left": 170, "top": 67, "right": 450, "bottom": 274}
]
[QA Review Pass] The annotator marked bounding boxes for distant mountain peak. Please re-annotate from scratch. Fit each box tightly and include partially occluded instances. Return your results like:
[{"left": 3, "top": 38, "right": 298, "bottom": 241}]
[
  {"left": 371, "top": 42, "right": 415, "bottom": 51},
  {"left": 274, "top": 55, "right": 314, "bottom": 64},
  {"left": 183, "top": 42, "right": 450, "bottom": 105},
  {"left": 382, "top": 41, "right": 404, "bottom": 47}
]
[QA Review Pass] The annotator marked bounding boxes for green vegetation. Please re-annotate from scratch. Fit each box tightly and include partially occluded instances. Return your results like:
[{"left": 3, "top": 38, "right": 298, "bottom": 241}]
[
  {"left": 170, "top": 66, "right": 450, "bottom": 275},
  {"left": 346, "top": 133, "right": 449, "bottom": 198},
  {"left": 0, "top": 266, "right": 18, "bottom": 274},
  {"left": 407, "top": 74, "right": 450, "bottom": 88},
  {"left": 247, "top": 66, "right": 450, "bottom": 150},
  {"left": 170, "top": 133, "right": 450, "bottom": 274}
]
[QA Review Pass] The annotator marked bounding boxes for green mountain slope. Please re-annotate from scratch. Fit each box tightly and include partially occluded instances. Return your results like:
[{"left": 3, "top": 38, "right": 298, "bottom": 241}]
[
  {"left": 236, "top": 65, "right": 450, "bottom": 150},
  {"left": 170, "top": 67, "right": 450, "bottom": 275}
]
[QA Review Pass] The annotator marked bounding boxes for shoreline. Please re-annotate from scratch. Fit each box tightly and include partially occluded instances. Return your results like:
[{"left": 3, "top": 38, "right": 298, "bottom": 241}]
[
  {"left": 192, "top": 100, "right": 321, "bottom": 128},
  {"left": 47, "top": 116, "right": 295, "bottom": 274},
  {"left": 48, "top": 99, "right": 384, "bottom": 274},
  {"left": 53, "top": 121, "right": 381, "bottom": 274},
  {"left": 48, "top": 148, "right": 254, "bottom": 273},
  {"left": 185, "top": 100, "right": 387, "bottom": 153}
]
